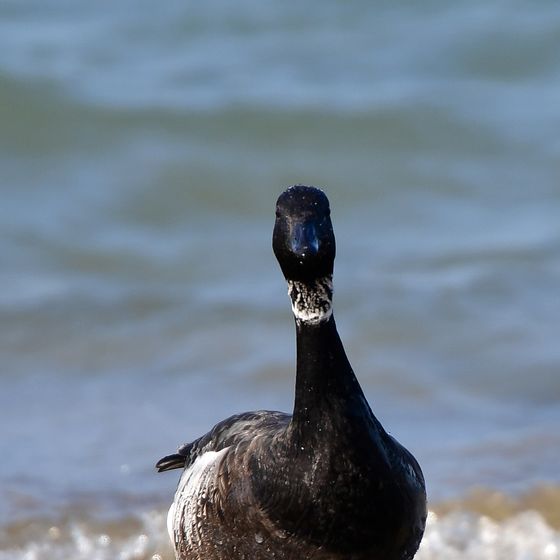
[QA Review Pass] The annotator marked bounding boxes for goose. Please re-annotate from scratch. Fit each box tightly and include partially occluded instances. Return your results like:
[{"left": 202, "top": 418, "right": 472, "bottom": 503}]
[{"left": 156, "top": 185, "right": 427, "bottom": 560}]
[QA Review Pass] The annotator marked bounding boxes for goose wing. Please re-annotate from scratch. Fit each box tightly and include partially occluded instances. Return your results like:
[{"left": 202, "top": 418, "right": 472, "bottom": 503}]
[{"left": 156, "top": 410, "right": 290, "bottom": 473}]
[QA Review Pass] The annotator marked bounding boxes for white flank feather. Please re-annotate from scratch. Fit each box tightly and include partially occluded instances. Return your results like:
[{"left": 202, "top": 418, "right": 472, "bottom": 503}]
[{"left": 168, "top": 448, "right": 228, "bottom": 549}]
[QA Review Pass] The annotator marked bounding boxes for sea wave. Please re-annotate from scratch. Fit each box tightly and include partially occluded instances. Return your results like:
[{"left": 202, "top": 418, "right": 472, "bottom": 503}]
[
  {"left": 2, "top": 487, "right": 559, "bottom": 560},
  {"left": 417, "top": 510, "right": 559, "bottom": 560},
  {"left": 0, "top": 510, "right": 172, "bottom": 560}
]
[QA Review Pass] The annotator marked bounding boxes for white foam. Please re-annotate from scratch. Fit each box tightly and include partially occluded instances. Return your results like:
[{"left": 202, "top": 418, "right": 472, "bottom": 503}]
[
  {"left": 416, "top": 510, "right": 560, "bottom": 560},
  {"left": 0, "top": 510, "right": 172, "bottom": 560},
  {"left": 0, "top": 508, "right": 559, "bottom": 559}
]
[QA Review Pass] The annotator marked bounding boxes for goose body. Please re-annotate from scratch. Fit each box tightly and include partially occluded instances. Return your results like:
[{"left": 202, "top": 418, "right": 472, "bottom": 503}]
[{"left": 157, "top": 186, "right": 427, "bottom": 560}]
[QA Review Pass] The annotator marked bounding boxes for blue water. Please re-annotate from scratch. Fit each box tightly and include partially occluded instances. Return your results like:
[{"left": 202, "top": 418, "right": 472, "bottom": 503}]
[{"left": 1, "top": 1, "right": 560, "bottom": 557}]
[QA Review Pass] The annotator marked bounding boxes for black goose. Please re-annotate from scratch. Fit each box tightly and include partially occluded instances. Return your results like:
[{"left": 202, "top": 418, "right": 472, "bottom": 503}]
[{"left": 157, "top": 185, "right": 427, "bottom": 560}]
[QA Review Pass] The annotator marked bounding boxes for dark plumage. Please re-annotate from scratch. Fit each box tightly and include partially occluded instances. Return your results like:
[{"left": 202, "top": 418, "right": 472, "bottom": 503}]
[{"left": 157, "top": 185, "right": 427, "bottom": 560}]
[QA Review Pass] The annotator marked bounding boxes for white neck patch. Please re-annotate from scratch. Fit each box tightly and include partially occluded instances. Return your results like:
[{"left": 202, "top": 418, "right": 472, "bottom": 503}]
[{"left": 287, "top": 276, "right": 333, "bottom": 325}]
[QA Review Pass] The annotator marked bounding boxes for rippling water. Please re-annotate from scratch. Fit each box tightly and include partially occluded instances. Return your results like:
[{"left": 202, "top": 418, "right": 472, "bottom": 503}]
[{"left": 1, "top": 1, "right": 560, "bottom": 557}]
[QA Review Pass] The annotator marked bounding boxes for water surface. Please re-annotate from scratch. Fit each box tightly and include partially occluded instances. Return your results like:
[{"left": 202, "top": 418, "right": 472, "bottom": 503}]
[{"left": 1, "top": 1, "right": 559, "bottom": 557}]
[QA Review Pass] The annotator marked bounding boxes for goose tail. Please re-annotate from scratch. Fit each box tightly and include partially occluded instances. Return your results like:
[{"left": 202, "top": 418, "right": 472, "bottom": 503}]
[{"left": 156, "top": 453, "right": 187, "bottom": 472}]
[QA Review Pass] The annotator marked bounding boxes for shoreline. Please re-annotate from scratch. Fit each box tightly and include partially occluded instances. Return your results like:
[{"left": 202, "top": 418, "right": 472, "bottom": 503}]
[{"left": 2, "top": 484, "right": 559, "bottom": 559}]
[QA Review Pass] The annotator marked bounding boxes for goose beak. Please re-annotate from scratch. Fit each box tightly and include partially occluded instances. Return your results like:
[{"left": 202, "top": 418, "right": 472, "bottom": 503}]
[{"left": 290, "top": 221, "right": 320, "bottom": 258}]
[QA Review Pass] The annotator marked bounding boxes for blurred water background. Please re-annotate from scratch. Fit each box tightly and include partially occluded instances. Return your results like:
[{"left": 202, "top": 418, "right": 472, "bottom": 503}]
[{"left": 1, "top": 1, "right": 560, "bottom": 558}]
